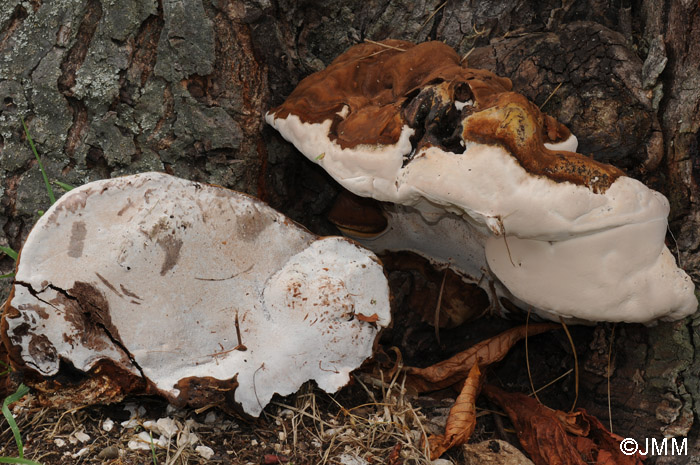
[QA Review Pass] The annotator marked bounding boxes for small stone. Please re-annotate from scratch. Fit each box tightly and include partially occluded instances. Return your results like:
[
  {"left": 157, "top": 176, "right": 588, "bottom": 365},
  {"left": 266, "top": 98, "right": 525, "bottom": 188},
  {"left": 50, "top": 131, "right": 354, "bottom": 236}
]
[
  {"left": 53, "top": 438, "right": 65, "bottom": 447},
  {"left": 102, "top": 418, "right": 114, "bottom": 432},
  {"left": 338, "top": 454, "right": 368, "bottom": 465},
  {"left": 73, "top": 431, "right": 90, "bottom": 443},
  {"left": 462, "top": 439, "right": 535, "bottom": 465},
  {"left": 71, "top": 448, "right": 89, "bottom": 458},
  {"left": 121, "top": 418, "right": 139, "bottom": 429},
  {"left": 196, "top": 445, "right": 215, "bottom": 460},
  {"left": 96, "top": 445, "right": 120, "bottom": 460},
  {"left": 154, "top": 417, "right": 179, "bottom": 439}
]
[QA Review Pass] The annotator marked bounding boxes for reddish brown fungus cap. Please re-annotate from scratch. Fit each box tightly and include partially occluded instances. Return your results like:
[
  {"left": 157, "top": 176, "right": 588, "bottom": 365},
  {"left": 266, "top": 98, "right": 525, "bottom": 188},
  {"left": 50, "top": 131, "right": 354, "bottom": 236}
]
[{"left": 266, "top": 40, "right": 696, "bottom": 324}]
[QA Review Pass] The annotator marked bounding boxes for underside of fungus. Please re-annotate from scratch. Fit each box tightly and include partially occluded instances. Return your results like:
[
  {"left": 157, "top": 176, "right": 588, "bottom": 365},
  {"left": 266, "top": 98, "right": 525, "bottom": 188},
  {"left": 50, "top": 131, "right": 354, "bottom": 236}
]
[
  {"left": 1, "top": 172, "right": 390, "bottom": 416},
  {"left": 266, "top": 39, "right": 697, "bottom": 323}
]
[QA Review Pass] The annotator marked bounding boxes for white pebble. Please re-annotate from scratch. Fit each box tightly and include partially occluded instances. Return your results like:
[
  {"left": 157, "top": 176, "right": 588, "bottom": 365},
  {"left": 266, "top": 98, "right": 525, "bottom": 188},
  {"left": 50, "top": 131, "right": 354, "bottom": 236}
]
[
  {"left": 102, "top": 418, "right": 114, "bottom": 432},
  {"left": 71, "top": 448, "right": 89, "bottom": 458},
  {"left": 196, "top": 445, "right": 215, "bottom": 460}
]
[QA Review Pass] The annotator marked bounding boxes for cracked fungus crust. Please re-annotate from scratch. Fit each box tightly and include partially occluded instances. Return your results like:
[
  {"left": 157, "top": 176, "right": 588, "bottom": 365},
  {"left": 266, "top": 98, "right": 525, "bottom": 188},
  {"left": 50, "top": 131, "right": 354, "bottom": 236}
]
[
  {"left": 1, "top": 172, "right": 391, "bottom": 416},
  {"left": 266, "top": 40, "right": 697, "bottom": 323}
]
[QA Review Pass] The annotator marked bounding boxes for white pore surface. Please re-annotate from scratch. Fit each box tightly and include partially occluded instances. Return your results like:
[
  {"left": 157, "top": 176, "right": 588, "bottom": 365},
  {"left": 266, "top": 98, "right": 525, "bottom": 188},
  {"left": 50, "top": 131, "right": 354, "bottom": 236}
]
[
  {"left": 544, "top": 134, "right": 578, "bottom": 153},
  {"left": 266, "top": 112, "right": 697, "bottom": 323},
  {"left": 7, "top": 172, "right": 390, "bottom": 415}
]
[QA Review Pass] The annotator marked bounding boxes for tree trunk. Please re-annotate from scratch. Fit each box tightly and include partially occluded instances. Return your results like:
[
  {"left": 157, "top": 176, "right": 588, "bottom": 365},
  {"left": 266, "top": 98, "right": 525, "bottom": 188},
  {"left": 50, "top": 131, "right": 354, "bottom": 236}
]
[{"left": 1, "top": 0, "right": 699, "bottom": 462}]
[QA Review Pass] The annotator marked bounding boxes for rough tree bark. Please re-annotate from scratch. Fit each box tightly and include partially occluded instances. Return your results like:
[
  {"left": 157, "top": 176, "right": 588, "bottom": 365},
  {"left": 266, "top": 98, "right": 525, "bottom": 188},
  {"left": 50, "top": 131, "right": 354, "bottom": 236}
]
[{"left": 1, "top": 0, "right": 699, "bottom": 462}]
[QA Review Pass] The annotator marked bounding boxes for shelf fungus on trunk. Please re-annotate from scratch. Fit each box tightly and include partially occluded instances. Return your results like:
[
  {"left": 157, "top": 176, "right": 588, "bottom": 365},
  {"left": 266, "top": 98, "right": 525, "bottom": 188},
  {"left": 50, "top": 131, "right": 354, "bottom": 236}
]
[
  {"left": 266, "top": 39, "right": 697, "bottom": 324},
  {"left": 1, "top": 172, "right": 390, "bottom": 416}
]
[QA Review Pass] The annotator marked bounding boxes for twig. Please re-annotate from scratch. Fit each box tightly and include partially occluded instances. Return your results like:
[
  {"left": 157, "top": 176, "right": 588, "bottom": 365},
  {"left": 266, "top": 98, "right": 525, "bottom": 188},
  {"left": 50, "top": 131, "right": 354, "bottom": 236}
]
[{"left": 235, "top": 311, "right": 247, "bottom": 351}]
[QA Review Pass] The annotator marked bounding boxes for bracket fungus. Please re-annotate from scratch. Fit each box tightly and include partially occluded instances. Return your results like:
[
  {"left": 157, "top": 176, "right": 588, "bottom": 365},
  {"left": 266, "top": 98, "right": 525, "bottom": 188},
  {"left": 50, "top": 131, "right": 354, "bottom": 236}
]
[
  {"left": 1, "top": 172, "right": 390, "bottom": 416},
  {"left": 266, "top": 40, "right": 697, "bottom": 323}
]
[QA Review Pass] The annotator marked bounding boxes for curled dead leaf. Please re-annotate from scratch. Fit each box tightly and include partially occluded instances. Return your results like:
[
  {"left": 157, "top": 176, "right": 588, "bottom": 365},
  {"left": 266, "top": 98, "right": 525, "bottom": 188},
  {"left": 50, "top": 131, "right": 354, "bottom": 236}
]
[
  {"left": 405, "top": 323, "right": 558, "bottom": 392},
  {"left": 554, "top": 410, "right": 590, "bottom": 436},
  {"left": 427, "top": 363, "right": 482, "bottom": 459},
  {"left": 483, "top": 385, "right": 644, "bottom": 465}
]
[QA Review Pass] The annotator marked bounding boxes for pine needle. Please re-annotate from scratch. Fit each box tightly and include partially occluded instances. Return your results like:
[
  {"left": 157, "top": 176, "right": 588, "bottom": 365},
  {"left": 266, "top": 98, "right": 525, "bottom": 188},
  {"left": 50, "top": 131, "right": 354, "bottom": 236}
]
[
  {"left": 525, "top": 308, "right": 542, "bottom": 404},
  {"left": 607, "top": 324, "right": 616, "bottom": 433},
  {"left": 363, "top": 39, "right": 407, "bottom": 52},
  {"left": 433, "top": 269, "right": 448, "bottom": 345},
  {"left": 533, "top": 369, "right": 574, "bottom": 395},
  {"left": 539, "top": 82, "right": 563, "bottom": 110},
  {"left": 418, "top": 1, "right": 447, "bottom": 31},
  {"left": 559, "top": 317, "right": 579, "bottom": 412},
  {"left": 21, "top": 117, "right": 56, "bottom": 205}
]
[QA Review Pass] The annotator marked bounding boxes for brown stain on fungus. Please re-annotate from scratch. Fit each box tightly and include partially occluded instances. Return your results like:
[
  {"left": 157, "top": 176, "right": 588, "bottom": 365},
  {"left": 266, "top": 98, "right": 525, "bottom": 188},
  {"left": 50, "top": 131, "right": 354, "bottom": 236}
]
[
  {"left": 68, "top": 221, "right": 87, "bottom": 258},
  {"left": 462, "top": 93, "right": 624, "bottom": 192},
  {"left": 27, "top": 334, "right": 58, "bottom": 368},
  {"left": 63, "top": 281, "right": 124, "bottom": 350},
  {"left": 235, "top": 205, "right": 272, "bottom": 241},
  {"left": 119, "top": 284, "right": 142, "bottom": 300},
  {"left": 157, "top": 235, "right": 183, "bottom": 276}
]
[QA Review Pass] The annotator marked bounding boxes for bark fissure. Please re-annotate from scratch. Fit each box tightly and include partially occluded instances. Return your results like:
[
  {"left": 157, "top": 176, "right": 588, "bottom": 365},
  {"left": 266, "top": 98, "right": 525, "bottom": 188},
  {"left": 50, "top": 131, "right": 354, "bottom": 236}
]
[
  {"left": 57, "top": 0, "right": 103, "bottom": 95},
  {"left": 0, "top": 4, "right": 28, "bottom": 51}
]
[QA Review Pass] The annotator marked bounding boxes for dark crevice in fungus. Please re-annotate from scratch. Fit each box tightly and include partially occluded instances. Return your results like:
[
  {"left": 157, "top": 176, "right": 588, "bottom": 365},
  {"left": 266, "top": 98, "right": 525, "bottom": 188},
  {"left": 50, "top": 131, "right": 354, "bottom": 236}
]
[{"left": 14, "top": 280, "right": 146, "bottom": 381}]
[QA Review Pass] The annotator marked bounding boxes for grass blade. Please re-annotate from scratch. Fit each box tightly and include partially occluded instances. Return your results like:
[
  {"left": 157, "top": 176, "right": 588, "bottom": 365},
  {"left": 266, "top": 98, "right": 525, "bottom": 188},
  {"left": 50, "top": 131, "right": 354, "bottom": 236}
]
[
  {"left": 0, "top": 273, "right": 15, "bottom": 280},
  {"left": 0, "top": 458, "right": 43, "bottom": 464},
  {"left": 2, "top": 385, "right": 29, "bottom": 458},
  {"left": 20, "top": 118, "right": 56, "bottom": 205},
  {"left": 0, "top": 361, "right": 12, "bottom": 377},
  {"left": 0, "top": 247, "right": 17, "bottom": 261},
  {"left": 53, "top": 181, "right": 74, "bottom": 192},
  {"left": 149, "top": 431, "right": 158, "bottom": 465}
]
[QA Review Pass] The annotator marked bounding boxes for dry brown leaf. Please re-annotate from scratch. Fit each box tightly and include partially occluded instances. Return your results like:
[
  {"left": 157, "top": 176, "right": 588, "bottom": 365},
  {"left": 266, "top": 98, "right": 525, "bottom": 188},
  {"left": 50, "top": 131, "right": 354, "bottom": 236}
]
[
  {"left": 484, "top": 385, "right": 644, "bottom": 465},
  {"left": 577, "top": 408, "right": 645, "bottom": 464},
  {"left": 386, "top": 443, "right": 403, "bottom": 465},
  {"left": 554, "top": 410, "right": 590, "bottom": 436},
  {"left": 405, "top": 323, "right": 558, "bottom": 392},
  {"left": 356, "top": 312, "right": 380, "bottom": 323},
  {"left": 484, "top": 385, "right": 589, "bottom": 465},
  {"left": 427, "top": 363, "right": 482, "bottom": 459}
]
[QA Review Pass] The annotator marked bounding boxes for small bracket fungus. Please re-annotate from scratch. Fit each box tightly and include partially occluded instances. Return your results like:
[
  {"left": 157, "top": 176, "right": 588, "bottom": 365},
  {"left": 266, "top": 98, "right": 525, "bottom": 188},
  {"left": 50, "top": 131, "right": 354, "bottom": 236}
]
[
  {"left": 266, "top": 40, "right": 697, "bottom": 323},
  {"left": 1, "top": 173, "right": 390, "bottom": 416}
]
